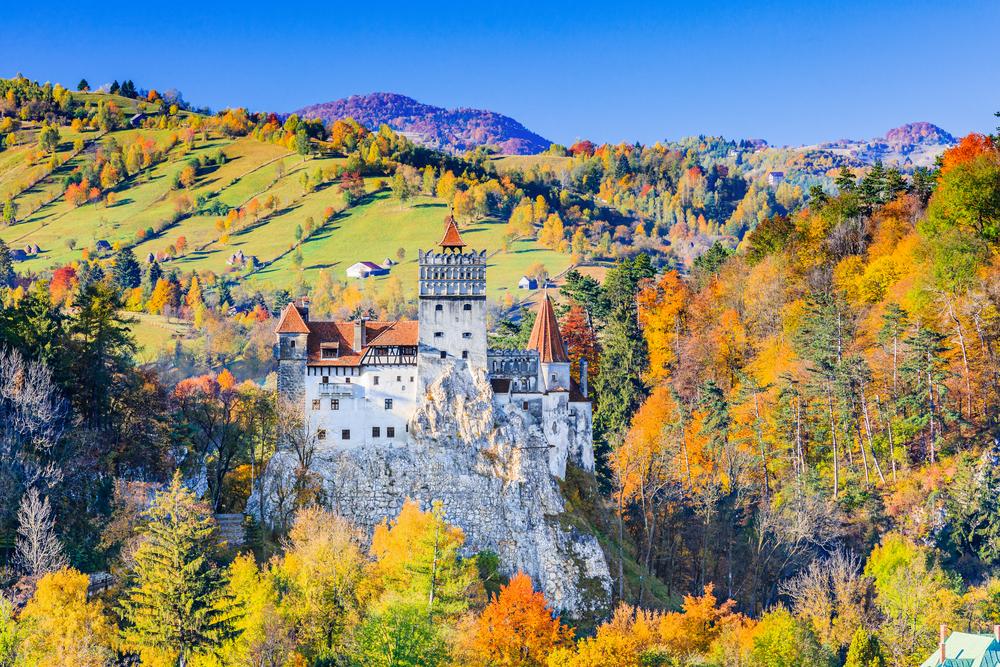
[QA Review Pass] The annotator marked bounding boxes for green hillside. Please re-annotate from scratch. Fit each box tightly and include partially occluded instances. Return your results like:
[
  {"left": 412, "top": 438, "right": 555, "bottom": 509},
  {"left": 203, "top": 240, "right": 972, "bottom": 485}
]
[{"left": 0, "top": 97, "right": 573, "bottom": 304}]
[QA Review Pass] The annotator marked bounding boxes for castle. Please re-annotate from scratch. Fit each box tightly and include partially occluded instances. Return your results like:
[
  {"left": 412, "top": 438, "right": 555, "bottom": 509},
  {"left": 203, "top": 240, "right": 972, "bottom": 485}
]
[{"left": 275, "top": 218, "right": 594, "bottom": 479}]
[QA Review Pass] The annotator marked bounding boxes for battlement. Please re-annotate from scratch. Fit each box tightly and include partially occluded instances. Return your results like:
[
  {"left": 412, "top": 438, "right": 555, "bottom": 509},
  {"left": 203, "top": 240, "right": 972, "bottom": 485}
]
[{"left": 418, "top": 249, "right": 487, "bottom": 298}]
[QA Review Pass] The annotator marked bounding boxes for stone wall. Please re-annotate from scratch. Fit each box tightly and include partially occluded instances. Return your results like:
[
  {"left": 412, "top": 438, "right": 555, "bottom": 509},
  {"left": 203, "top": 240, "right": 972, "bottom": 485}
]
[{"left": 257, "top": 364, "right": 611, "bottom": 616}]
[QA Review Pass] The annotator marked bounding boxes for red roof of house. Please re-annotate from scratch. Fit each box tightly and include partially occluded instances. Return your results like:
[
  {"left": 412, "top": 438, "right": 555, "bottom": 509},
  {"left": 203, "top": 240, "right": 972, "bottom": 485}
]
[
  {"left": 275, "top": 303, "right": 311, "bottom": 334},
  {"left": 527, "top": 294, "right": 569, "bottom": 363},
  {"left": 304, "top": 320, "right": 419, "bottom": 366},
  {"left": 439, "top": 216, "right": 466, "bottom": 249}
]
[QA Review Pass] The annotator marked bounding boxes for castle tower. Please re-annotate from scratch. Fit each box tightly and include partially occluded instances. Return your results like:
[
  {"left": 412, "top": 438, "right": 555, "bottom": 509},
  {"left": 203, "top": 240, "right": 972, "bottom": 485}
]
[
  {"left": 275, "top": 299, "right": 311, "bottom": 412},
  {"left": 417, "top": 217, "right": 487, "bottom": 391},
  {"left": 528, "top": 293, "right": 571, "bottom": 392}
]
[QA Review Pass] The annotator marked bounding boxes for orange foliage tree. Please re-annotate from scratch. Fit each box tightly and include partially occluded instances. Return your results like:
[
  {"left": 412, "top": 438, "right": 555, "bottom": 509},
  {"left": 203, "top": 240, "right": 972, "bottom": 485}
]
[{"left": 463, "top": 572, "right": 572, "bottom": 666}]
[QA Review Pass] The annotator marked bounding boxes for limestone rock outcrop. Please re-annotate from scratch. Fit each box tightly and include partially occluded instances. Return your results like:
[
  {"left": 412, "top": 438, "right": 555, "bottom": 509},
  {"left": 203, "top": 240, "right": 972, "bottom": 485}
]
[{"left": 255, "top": 364, "right": 611, "bottom": 616}]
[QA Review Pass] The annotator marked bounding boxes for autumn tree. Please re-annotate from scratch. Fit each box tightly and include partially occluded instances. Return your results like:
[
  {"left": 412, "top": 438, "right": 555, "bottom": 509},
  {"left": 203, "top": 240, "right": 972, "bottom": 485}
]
[
  {"left": 464, "top": 572, "right": 571, "bottom": 666},
  {"left": 15, "top": 487, "right": 68, "bottom": 577},
  {"left": 18, "top": 568, "right": 115, "bottom": 666},
  {"left": 369, "top": 499, "right": 483, "bottom": 620}
]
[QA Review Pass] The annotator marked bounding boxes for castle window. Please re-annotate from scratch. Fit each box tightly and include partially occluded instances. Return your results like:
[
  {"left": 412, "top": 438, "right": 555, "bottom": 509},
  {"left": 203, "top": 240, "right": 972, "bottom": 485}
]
[
  {"left": 372, "top": 426, "right": 381, "bottom": 438},
  {"left": 341, "top": 429, "right": 351, "bottom": 440},
  {"left": 522, "top": 401, "right": 529, "bottom": 410},
  {"left": 317, "top": 429, "right": 326, "bottom": 440},
  {"left": 434, "top": 331, "right": 444, "bottom": 338},
  {"left": 322, "top": 376, "right": 329, "bottom": 384},
  {"left": 462, "top": 332, "right": 472, "bottom": 339},
  {"left": 440, "top": 351, "right": 447, "bottom": 359},
  {"left": 396, "top": 376, "right": 401, "bottom": 382},
  {"left": 373, "top": 376, "right": 380, "bottom": 385},
  {"left": 387, "top": 426, "right": 395, "bottom": 438},
  {"left": 346, "top": 377, "right": 351, "bottom": 383},
  {"left": 330, "top": 399, "right": 339, "bottom": 410},
  {"left": 290, "top": 340, "right": 296, "bottom": 349},
  {"left": 410, "top": 376, "right": 414, "bottom": 382},
  {"left": 463, "top": 304, "right": 472, "bottom": 311},
  {"left": 385, "top": 399, "right": 393, "bottom": 410},
  {"left": 311, "top": 399, "right": 320, "bottom": 410},
  {"left": 435, "top": 304, "right": 443, "bottom": 311},
  {"left": 462, "top": 351, "right": 468, "bottom": 360}
]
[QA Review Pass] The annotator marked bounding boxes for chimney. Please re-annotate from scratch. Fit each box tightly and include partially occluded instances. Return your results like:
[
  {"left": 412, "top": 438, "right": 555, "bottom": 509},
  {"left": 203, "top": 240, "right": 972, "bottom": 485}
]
[
  {"left": 353, "top": 319, "right": 366, "bottom": 351},
  {"left": 939, "top": 624, "right": 947, "bottom": 664},
  {"left": 580, "top": 359, "right": 589, "bottom": 398},
  {"left": 994, "top": 624, "right": 999, "bottom": 643}
]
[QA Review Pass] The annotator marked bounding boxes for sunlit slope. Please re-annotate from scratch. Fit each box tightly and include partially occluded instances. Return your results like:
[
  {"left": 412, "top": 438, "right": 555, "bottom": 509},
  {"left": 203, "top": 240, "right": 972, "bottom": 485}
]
[{"left": 0, "top": 123, "right": 573, "bottom": 299}]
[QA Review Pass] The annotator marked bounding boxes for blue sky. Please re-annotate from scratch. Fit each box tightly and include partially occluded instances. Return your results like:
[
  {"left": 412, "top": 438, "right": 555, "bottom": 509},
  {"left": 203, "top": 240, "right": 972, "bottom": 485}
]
[{"left": 2, "top": 0, "right": 997, "bottom": 146}]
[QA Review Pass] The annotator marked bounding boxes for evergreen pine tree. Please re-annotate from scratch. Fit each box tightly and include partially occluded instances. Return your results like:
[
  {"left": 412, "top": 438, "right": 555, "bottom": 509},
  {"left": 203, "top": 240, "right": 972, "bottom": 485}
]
[
  {"left": 77, "top": 78, "right": 89, "bottom": 91},
  {"left": 120, "top": 472, "right": 235, "bottom": 667},
  {"left": 835, "top": 166, "right": 856, "bottom": 193},
  {"left": 147, "top": 259, "right": 162, "bottom": 289},
  {"left": 112, "top": 247, "right": 142, "bottom": 290},
  {"left": 0, "top": 239, "right": 15, "bottom": 287}
]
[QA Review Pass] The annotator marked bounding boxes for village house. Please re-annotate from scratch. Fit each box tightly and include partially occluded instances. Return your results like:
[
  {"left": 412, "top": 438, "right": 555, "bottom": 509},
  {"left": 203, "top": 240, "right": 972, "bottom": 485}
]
[
  {"left": 346, "top": 261, "right": 390, "bottom": 279},
  {"left": 517, "top": 275, "right": 538, "bottom": 290}
]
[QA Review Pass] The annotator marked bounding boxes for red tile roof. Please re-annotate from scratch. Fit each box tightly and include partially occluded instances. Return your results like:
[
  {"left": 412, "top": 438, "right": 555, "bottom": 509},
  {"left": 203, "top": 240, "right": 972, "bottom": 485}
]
[
  {"left": 439, "top": 216, "right": 467, "bottom": 249},
  {"left": 275, "top": 303, "right": 311, "bottom": 334},
  {"left": 304, "top": 320, "right": 419, "bottom": 366},
  {"left": 527, "top": 294, "right": 569, "bottom": 363}
]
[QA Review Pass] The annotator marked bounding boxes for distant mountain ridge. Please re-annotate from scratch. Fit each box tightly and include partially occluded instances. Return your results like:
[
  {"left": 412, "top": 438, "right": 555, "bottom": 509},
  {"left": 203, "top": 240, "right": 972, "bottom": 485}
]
[
  {"left": 295, "top": 92, "right": 551, "bottom": 155},
  {"left": 812, "top": 122, "right": 956, "bottom": 168}
]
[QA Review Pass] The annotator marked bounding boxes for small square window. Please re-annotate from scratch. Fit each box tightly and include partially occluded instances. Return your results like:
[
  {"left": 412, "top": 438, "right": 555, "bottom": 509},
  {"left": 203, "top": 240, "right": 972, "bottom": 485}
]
[
  {"left": 434, "top": 331, "right": 444, "bottom": 338},
  {"left": 396, "top": 376, "right": 401, "bottom": 382},
  {"left": 435, "top": 304, "right": 443, "bottom": 311},
  {"left": 373, "top": 376, "right": 380, "bottom": 385},
  {"left": 385, "top": 398, "right": 393, "bottom": 410},
  {"left": 330, "top": 399, "right": 339, "bottom": 410},
  {"left": 463, "top": 304, "right": 472, "bottom": 311},
  {"left": 346, "top": 377, "right": 351, "bottom": 383},
  {"left": 462, "top": 332, "right": 472, "bottom": 339},
  {"left": 311, "top": 399, "right": 320, "bottom": 410},
  {"left": 322, "top": 376, "right": 329, "bottom": 384},
  {"left": 317, "top": 429, "right": 327, "bottom": 440},
  {"left": 440, "top": 351, "right": 447, "bottom": 359},
  {"left": 342, "top": 429, "right": 351, "bottom": 440},
  {"left": 387, "top": 426, "right": 395, "bottom": 438},
  {"left": 462, "top": 351, "right": 469, "bottom": 359},
  {"left": 372, "top": 426, "right": 381, "bottom": 438}
]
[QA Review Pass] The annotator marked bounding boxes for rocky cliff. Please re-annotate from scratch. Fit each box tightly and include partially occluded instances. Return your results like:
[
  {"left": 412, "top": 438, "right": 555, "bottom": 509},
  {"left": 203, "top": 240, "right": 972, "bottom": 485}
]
[{"left": 256, "top": 364, "right": 612, "bottom": 616}]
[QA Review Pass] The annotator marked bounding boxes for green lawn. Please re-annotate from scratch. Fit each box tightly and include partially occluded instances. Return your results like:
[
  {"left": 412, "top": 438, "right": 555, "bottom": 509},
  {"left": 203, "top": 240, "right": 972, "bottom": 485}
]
[
  {"left": 247, "top": 191, "right": 573, "bottom": 298},
  {"left": 129, "top": 312, "right": 193, "bottom": 362}
]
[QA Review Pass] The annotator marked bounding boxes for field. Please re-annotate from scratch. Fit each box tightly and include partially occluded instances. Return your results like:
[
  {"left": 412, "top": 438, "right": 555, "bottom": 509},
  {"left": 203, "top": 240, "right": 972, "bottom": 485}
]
[{"left": 0, "top": 110, "right": 577, "bottom": 311}]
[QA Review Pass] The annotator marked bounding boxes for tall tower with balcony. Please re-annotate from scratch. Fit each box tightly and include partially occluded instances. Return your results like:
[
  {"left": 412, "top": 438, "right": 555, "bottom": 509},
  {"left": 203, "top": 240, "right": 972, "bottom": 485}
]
[{"left": 417, "top": 217, "right": 488, "bottom": 391}]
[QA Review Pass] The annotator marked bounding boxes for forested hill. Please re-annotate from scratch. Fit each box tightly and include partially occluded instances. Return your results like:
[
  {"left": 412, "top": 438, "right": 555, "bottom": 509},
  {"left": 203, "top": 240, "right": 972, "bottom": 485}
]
[{"left": 295, "top": 92, "right": 551, "bottom": 155}]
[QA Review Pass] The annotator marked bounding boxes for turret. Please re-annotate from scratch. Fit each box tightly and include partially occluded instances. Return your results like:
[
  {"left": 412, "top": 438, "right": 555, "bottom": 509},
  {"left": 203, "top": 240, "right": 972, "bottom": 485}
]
[
  {"left": 275, "top": 300, "right": 310, "bottom": 411},
  {"left": 527, "top": 293, "right": 571, "bottom": 393}
]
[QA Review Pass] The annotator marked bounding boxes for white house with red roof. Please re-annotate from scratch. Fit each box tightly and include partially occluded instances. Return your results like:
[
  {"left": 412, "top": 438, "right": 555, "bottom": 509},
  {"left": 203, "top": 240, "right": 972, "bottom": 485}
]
[{"left": 276, "top": 217, "right": 593, "bottom": 478}]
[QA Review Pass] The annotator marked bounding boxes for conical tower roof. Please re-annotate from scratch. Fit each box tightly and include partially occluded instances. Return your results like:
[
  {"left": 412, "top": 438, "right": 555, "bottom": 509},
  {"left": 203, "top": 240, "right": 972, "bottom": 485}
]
[
  {"left": 275, "top": 302, "right": 310, "bottom": 334},
  {"left": 528, "top": 293, "right": 569, "bottom": 363},
  {"left": 439, "top": 216, "right": 467, "bottom": 250}
]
